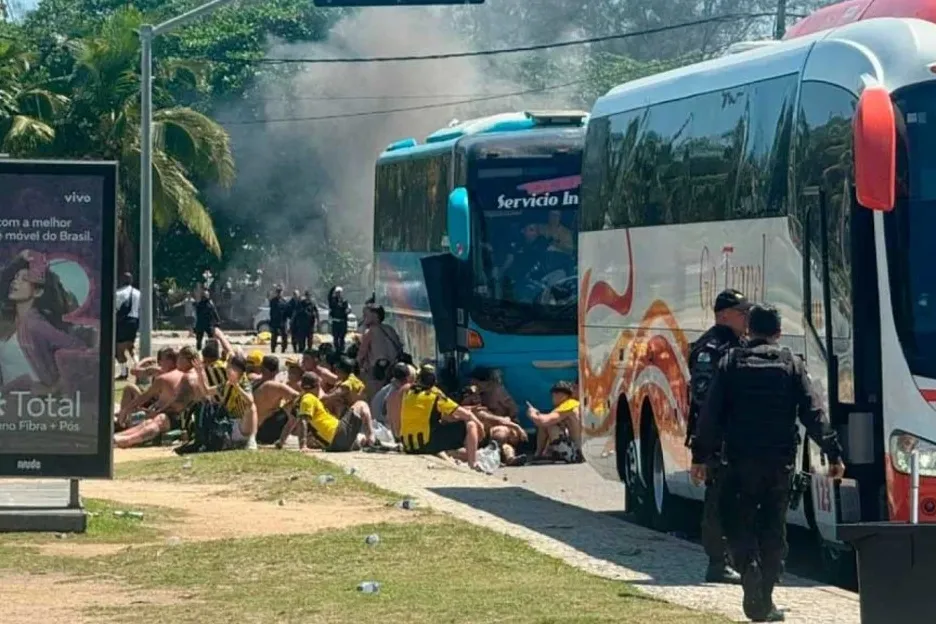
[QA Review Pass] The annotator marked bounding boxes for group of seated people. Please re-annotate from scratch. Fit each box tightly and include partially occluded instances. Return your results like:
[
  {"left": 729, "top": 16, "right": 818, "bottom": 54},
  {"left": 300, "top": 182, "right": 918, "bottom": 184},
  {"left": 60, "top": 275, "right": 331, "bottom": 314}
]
[
  {"left": 113, "top": 328, "right": 583, "bottom": 470},
  {"left": 371, "top": 363, "right": 584, "bottom": 470},
  {"left": 113, "top": 327, "right": 376, "bottom": 453}
]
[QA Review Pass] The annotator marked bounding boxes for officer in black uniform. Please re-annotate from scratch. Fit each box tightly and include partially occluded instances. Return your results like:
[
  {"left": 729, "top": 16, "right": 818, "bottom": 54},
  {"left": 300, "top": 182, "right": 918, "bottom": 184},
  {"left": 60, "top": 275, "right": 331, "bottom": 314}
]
[
  {"left": 686, "top": 288, "right": 749, "bottom": 584},
  {"left": 691, "top": 304, "right": 845, "bottom": 622},
  {"left": 268, "top": 285, "right": 289, "bottom": 354}
]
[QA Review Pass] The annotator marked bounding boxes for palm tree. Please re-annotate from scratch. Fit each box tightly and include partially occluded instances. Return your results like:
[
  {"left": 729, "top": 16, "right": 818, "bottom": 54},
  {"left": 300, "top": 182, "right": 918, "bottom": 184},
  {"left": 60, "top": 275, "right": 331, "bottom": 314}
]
[
  {"left": 56, "top": 5, "right": 233, "bottom": 265},
  {"left": 0, "top": 38, "right": 68, "bottom": 155}
]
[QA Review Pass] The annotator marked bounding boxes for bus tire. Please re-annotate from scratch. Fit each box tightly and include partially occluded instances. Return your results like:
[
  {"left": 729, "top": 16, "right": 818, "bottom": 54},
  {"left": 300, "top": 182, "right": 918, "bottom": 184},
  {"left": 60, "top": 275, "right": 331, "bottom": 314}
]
[
  {"left": 615, "top": 404, "right": 642, "bottom": 516},
  {"left": 640, "top": 416, "right": 679, "bottom": 532}
]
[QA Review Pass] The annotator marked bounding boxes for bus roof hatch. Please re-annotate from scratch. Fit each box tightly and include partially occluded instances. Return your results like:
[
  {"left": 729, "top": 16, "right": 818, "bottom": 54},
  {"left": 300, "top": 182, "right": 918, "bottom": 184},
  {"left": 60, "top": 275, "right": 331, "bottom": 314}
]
[{"left": 523, "top": 110, "right": 588, "bottom": 126}]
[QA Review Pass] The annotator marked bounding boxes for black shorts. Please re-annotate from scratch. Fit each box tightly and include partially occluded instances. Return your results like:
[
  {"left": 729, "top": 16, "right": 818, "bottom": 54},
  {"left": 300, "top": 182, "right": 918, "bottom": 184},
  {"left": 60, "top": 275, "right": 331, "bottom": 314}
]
[
  {"left": 404, "top": 421, "right": 467, "bottom": 455},
  {"left": 116, "top": 318, "right": 139, "bottom": 344},
  {"left": 257, "top": 409, "right": 289, "bottom": 445},
  {"left": 326, "top": 408, "right": 363, "bottom": 452}
]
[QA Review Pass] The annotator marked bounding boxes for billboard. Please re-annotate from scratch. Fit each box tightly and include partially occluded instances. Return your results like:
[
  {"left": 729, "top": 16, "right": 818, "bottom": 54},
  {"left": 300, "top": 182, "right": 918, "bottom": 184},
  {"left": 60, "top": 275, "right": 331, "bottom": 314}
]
[{"left": 0, "top": 160, "right": 117, "bottom": 478}]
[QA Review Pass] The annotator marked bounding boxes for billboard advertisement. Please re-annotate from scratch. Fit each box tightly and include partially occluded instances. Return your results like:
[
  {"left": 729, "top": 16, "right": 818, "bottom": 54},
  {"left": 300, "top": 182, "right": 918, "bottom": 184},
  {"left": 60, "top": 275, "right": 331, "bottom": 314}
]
[{"left": 0, "top": 160, "right": 117, "bottom": 478}]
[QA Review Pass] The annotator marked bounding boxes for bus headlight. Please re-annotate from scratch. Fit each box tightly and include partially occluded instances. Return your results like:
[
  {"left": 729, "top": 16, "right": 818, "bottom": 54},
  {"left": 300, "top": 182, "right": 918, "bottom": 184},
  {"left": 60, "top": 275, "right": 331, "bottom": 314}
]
[{"left": 889, "top": 431, "right": 936, "bottom": 476}]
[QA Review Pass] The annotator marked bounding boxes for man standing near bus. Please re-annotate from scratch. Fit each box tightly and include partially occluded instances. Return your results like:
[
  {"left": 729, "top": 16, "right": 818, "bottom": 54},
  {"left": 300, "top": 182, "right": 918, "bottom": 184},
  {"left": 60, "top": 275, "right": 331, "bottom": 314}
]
[
  {"left": 686, "top": 288, "right": 749, "bottom": 585},
  {"left": 691, "top": 304, "right": 845, "bottom": 622}
]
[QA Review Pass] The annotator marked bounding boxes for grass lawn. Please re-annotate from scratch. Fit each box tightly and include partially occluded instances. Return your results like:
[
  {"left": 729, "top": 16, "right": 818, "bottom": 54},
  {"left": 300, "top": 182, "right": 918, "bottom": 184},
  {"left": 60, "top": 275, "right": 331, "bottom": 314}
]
[
  {"left": 0, "top": 518, "right": 727, "bottom": 624},
  {"left": 0, "top": 451, "right": 730, "bottom": 623},
  {"left": 115, "top": 449, "right": 399, "bottom": 503}
]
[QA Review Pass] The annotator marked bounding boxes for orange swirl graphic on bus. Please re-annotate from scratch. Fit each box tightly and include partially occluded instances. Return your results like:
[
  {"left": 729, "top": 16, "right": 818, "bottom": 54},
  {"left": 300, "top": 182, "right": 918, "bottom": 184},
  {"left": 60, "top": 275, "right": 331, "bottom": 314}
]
[{"left": 579, "top": 229, "right": 691, "bottom": 440}]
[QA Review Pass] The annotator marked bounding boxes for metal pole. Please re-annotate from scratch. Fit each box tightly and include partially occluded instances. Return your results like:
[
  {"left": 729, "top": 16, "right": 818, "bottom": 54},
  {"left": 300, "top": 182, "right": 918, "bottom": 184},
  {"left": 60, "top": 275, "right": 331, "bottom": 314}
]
[
  {"left": 139, "top": 24, "right": 154, "bottom": 358},
  {"left": 136, "top": 0, "right": 244, "bottom": 358},
  {"left": 910, "top": 450, "right": 920, "bottom": 524},
  {"left": 68, "top": 479, "right": 81, "bottom": 509},
  {"left": 774, "top": 0, "right": 787, "bottom": 39}
]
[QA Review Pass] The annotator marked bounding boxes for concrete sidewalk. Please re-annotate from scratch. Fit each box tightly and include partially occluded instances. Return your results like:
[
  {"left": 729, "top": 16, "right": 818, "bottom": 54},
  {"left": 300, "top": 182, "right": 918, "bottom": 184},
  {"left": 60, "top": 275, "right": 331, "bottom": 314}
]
[
  {"left": 0, "top": 452, "right": 860, "bottom": 623},
  {"left": 323, "top": 452, "right": 859, "bottom": 624}
]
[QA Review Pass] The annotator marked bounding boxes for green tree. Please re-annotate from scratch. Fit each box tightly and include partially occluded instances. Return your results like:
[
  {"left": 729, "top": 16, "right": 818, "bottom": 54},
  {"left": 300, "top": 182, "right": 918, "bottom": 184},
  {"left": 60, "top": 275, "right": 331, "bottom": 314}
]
[
  {"left": 49, "top": 6, "right": 235, "bottom": 267},
  {"left": 0, "top": 38, "right": 68, "bottom": 155}
]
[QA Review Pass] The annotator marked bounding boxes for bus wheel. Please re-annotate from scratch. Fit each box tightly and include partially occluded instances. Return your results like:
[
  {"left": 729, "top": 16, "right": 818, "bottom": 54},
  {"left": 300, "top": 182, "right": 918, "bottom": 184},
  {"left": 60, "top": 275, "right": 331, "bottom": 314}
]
[
  {"left": 618, "top": 423, "right": 643, "bottom": 516},
  {"left": 642, "top": 424, "right": 678, "bottom": 532}
]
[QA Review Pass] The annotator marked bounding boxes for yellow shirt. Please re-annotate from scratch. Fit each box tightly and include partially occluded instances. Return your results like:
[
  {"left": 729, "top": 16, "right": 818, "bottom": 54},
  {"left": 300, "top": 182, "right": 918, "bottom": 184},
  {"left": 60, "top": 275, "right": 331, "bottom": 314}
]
[
  {"left": 340, "top": 373, "right": 365, "bottom": 397},
  {"left": 218, "top": 374, "right": 253, "bottom": 420},
  {"left": 205, "top": 359, "right": 227, "bottom": 387},
  {"left": 399, "top": 386, "right": 458, "bottom": 445},
  {"left": 299, "top": 392, "right": 339, "bottom": 447},
  {"left": 556, "top": 398, "right": 580, "bottom": 413}
]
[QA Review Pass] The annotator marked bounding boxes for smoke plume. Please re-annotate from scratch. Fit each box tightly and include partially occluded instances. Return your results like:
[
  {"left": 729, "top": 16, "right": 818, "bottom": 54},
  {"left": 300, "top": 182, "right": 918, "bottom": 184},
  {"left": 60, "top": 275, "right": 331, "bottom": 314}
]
[{"left": 215, "top": 6, "right": 582, "bottom": 299}]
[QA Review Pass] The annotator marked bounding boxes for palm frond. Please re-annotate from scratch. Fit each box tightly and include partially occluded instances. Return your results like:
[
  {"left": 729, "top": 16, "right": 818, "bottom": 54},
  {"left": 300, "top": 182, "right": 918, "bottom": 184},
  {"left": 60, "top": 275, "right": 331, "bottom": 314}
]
[
  {"left": 2, "top": 115, "right": 55, "bottom": 150},
  {"left": 154, "top": 107, "right": 235, "bottom": 187},
  {"left": 151, "top": 149, "right": 221, "bottom": 256},
  {"left": 15, "top": 88, "right": 69, "bottom": 121},
  {"left": 158, "top": 58, "right": 211, "bottom": 92}
]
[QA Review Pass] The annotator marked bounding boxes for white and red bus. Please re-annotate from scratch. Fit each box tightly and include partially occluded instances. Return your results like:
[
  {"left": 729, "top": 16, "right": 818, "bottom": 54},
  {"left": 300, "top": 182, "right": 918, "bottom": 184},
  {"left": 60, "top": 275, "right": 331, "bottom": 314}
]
[{"left": 578, "top": 14, "right": 936, "bottom": 574}]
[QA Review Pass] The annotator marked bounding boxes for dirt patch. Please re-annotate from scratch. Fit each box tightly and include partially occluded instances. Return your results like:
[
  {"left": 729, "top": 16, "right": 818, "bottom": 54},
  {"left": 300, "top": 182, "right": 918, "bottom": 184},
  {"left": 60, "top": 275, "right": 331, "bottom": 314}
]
[
  {"left": 113, "top": 447, "right": 174, "bottom": 464},
  {"left": 1, "top": 573, "right": 190, "bottom": 623},
  {"left": 81, "top": 480, "right": 419, "bottom": 543},
  {"left": 34, "top": 541, "right": 130, "bottom": 558}
]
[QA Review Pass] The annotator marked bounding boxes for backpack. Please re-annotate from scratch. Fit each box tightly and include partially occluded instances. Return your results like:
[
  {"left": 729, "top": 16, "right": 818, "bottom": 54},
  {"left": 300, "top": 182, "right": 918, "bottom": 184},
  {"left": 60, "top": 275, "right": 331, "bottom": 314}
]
[
  {"left": 175, "top": 400, "right": 235, "bottom": 455},
  {"left": 372, "top": 325, "right": 412, "bottom": 382},
  {"left": 117, "top": 289, "right": 134, "bottom": 322}
]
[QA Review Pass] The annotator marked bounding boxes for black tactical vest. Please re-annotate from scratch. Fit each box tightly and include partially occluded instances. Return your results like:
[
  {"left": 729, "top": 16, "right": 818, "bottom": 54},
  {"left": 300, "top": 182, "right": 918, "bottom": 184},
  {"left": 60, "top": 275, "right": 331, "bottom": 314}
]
[{"left": 722, "top": 343, "right": 801, "bottom": 463}]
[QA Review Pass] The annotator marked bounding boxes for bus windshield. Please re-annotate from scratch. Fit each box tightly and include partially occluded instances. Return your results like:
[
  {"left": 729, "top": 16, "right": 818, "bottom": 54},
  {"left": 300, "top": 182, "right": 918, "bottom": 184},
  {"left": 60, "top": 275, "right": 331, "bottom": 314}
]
[
  {"left": 469, "top": 157, "right": 581, "bottom": 335},
  {"left": 890, "top": 83, "right": 936, "bottom": 377}
]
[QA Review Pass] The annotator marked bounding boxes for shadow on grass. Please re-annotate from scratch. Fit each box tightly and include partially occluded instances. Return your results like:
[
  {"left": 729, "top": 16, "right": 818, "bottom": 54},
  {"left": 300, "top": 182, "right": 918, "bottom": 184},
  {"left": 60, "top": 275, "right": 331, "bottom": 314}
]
[{"left": 428, "top": 485, "right": 824, "bottom": 590}]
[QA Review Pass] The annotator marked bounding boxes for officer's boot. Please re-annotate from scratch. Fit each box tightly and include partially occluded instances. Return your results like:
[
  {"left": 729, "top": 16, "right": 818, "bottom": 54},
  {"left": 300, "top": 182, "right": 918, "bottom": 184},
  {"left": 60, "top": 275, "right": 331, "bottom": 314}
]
[
  {"left": 753, "top": 573, "right": 785, "bottom": 621},
  {"left": 741, "top": 560, "right": 767, "bottom": 620},
  {"left": 705, "top": 557, "right": 741, "bottom": 584}
]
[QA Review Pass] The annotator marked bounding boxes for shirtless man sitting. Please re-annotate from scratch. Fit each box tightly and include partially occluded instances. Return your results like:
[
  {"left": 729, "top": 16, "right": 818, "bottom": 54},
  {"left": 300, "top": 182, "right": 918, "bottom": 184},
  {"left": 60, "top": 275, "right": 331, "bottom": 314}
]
[
  {"left": 284, "top": 358, "right": 304, "bottom": 392},
  {"left": 114, "top": 355, "right": 164, "bottom": 428},
  {"left": 461, "top": 384, "right": 528, "bottom": 466},
  {"left": 114, "top": 347, "right": 191, "bottom": 448},
  {"left": 467, "top": 367, "right": 527, "bottom": 464},
  {"left": 302, "top": 348, "right": 337, "bottom": 392},
  {"left": 254, "top": 355, "right": 301, "bottom": 445}
]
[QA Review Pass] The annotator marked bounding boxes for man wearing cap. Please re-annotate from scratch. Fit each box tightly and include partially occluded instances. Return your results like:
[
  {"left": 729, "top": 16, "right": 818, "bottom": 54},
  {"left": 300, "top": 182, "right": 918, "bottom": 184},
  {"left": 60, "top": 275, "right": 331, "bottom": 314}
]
[
  {"left": 686, "top": 288, "right": 750, "bottom": 584},
  {"left": 691, "top": 304, "right": 845, "bottom": 622},
  {"left": 245, "top": 350, "right": 265, "bottom": 383}
]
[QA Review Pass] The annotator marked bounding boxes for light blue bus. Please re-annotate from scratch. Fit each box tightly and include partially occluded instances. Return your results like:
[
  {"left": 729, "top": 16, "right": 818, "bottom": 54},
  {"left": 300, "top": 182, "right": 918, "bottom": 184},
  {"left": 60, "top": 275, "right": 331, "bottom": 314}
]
[{"left": 372, "top": 111, "right": 586, "bottom": 424}]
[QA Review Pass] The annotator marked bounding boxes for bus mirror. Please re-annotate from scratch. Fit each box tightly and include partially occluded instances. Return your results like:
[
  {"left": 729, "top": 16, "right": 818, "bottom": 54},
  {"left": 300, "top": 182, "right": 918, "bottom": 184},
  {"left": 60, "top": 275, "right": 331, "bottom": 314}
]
[
  {"left": 853, "top": 84, "right": 896, "bottom": 212},
  {"left": 447, "top": 187, "right": 471, "bottom": 261}
]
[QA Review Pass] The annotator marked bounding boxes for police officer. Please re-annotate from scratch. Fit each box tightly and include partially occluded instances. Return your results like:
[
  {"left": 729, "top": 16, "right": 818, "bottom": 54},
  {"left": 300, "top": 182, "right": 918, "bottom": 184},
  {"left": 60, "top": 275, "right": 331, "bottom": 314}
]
[
  {"left": 268, "top": 285, "right": 289, "bottom": 354},
  {"left": 691, "top": 304, "right": 845, "bottom": 622},
  {"left": 686, "top": 288, "right": 749, "bottom": 584}
]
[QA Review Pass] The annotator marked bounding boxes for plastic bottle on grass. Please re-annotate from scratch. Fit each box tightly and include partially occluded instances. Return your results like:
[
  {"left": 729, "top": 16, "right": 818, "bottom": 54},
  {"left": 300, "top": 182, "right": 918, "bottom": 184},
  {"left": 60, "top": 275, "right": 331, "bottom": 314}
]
[{"left": 357, "top": 582, "right": 381, "bottom": 594}]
